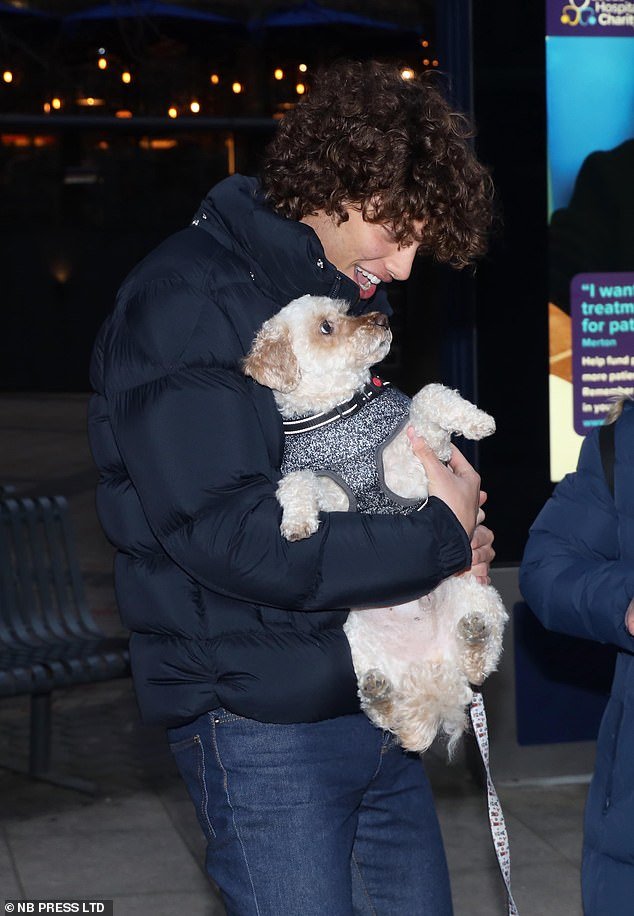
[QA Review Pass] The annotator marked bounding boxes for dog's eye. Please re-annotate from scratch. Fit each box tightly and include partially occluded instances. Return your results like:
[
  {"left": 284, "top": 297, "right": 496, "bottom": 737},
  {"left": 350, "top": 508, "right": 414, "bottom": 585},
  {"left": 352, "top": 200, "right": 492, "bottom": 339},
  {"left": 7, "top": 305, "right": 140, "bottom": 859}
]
[{"left": 320, "top": 320, "right": 334, "bottom": 335}]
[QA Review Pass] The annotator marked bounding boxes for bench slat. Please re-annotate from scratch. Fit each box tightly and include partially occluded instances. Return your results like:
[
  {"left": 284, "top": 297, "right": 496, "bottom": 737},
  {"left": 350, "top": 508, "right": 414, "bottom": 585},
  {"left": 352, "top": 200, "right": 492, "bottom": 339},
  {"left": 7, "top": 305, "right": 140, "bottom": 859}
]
[{"left": 0, "top": 494, "right": 130, "bottom": 787}]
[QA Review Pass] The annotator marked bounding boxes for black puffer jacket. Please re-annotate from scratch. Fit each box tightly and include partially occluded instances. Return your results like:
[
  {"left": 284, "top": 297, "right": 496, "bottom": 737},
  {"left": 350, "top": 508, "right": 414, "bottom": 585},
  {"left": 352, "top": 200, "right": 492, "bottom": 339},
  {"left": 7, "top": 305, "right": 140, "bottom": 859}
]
[{"left": 88, "top": 175, "right": 470, "bottom": 727}]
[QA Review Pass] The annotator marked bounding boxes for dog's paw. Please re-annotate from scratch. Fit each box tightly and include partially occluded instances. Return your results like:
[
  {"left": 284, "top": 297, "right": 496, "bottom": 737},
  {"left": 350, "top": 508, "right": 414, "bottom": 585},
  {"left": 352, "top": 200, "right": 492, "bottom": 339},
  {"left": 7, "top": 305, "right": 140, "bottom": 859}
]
[
  {"left": 460, "top": 411, "right": 495, "bottom": 441},
  {"left": 277, "top": 470, "right": 322, "bottom": 541},
  {"left": 457, "top": 613, "right": 489, "bottom": 645},
  {"left": 410, "top": 384, "right": 495, "bottom": 453},
  {"left": 360, "top": 669, "right": 392, "bottom": 701},
  {"left": 280, "top": 516, "right": 320, "bottom": 541},
  {"left": 457, "top": 614, "right": 494, "bottom": 685}
]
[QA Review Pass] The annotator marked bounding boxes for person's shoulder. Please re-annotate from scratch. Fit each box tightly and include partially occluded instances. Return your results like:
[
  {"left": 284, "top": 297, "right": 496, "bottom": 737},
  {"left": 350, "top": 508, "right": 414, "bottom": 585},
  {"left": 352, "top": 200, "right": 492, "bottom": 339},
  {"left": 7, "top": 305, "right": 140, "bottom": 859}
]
[
  {"left": 612, "top": 400, "right": 634, "bottom": 468},
  {"left": 112, "top": 214, "right": 238, "bottom": 368},
  {"left": 119, "top": 221, "right": 217, "bottom": 300},
  {"left": 125, "top": 270, "right": 209, "bottom": 360},
  {"left": 616, "top": 398, "right": 634, "bottom": 422},
  {"left": 573, "top": 403, "right": 634, "bottom": 484},
  {"left": 95, "top": 238, "right": 220, "bottom": 392},
  {"left": 585, "top": 139, "right": 634, "bottom": 168},
  {"left": 575, "top": 140, "right": 634, "bottom": 192}
]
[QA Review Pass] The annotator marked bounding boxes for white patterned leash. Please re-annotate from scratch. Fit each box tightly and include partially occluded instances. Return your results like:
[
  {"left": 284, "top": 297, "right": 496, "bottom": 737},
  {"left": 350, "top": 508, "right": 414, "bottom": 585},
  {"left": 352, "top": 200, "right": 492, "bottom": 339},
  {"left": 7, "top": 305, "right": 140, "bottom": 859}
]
[{"left": 470, "top": 690, "right": 519, "bottom": 916}]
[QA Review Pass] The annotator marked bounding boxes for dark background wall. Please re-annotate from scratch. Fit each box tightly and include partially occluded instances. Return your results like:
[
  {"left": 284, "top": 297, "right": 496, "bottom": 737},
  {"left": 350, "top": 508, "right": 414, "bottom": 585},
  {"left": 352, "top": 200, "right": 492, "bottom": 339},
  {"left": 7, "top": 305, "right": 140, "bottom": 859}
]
[
  {"left": 399, "top": 1, "right": 551, "bottom": 561},
  {"left": 0, "top": 123, "right": 271, "bottom": 390},
  {"left": 472, "top": 1, "right": 551, "bottom": 561}
]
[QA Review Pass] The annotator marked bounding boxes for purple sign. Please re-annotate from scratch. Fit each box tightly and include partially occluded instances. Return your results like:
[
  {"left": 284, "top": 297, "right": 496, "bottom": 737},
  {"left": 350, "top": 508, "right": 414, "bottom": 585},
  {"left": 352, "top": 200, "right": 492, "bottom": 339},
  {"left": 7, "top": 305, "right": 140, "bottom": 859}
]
[
  {"left": 547, "top": 0, "right": 634, "bottom": 37},
  {"left": 572, "top": 272, "right": 634, "bottom": 434}
]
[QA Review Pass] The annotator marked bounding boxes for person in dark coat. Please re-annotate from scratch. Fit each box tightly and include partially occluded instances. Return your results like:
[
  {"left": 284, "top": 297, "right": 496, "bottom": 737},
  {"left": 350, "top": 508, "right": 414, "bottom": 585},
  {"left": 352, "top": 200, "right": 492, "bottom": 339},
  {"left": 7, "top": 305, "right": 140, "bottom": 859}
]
[
  {"left": 548, "top": 139, "right": 634, "bottom": 384},
  {"left": 89, "top": 60, "right": 495, "bottom": 914},
  {"left": 520, "top": 401, "right": 634, "bottom": 916},
  {"left": 549, "top": 139, "right": 634, "bottom": 315}
]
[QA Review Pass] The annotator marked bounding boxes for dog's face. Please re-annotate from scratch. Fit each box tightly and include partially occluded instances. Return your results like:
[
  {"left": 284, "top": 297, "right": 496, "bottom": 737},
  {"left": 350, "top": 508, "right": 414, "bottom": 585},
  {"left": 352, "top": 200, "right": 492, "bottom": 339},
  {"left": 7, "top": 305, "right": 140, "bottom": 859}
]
[{"left": 243, "top": 296, "right": 392, "bottom": 411}]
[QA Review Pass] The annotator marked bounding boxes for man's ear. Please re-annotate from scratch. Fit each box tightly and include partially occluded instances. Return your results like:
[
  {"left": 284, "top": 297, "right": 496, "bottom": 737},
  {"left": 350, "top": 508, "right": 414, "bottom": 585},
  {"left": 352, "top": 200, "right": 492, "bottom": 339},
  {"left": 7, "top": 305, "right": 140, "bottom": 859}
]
[{"left": 243, "top": 321, "right": 301, "bottom": 393}]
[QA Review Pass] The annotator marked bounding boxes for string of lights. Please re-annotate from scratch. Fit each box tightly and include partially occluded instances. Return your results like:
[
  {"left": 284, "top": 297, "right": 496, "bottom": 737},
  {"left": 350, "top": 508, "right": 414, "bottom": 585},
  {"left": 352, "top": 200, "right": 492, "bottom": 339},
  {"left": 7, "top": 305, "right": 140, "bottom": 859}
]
[{"left": 0, "top": 3, "right": 438, "bottom": 120}]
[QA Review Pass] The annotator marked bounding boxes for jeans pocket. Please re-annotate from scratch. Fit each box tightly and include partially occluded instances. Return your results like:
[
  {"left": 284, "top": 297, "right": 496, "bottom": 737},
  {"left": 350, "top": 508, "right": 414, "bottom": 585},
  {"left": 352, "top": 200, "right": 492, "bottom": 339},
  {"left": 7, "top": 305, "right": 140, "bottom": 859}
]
[
  {"left": 168, "top": 733, "right": 216, "bottom": 840},
  {"left": 209, "top": 707, "right": 250, "bottom": 727}
]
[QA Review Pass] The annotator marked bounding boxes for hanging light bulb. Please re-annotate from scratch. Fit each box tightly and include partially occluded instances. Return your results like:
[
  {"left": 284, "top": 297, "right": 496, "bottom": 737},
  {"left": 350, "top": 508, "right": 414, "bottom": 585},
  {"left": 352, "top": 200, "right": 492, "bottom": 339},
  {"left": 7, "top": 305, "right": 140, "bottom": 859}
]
[
  {"left": 43, "top": 102, "right": 51, "bottom": 113},
  {"left": 400, "top": 68, "right": 415, "bottom": 80},
  {"left": 298, "top": 63, "right": 307, "bottom": 73},
  {"left": 190, "top": 100, "right": 200, "bottom": 114},
  {"left": 51, "top": 97, "right": 62, "bottom": 110},
  {"left": 98, "top": 57, "right": 108, "bottom": 70},
  {"left": 232, "top": 82, "right": 242, "bottom": 94},
  {"left": 210, "top": 73, "right": 220, "bottom": 85},
  {"left": 121, "top": 71, "right": 132, "bottom": 84},
  {"left": 295, "top": 83, "right": 306, "bottom": 95},
  {"left": 168, "top": 106, "right": 178, "bottom": 118},
  {"left": 274, "top": 68, "right": 284, "bottom": 80},
  {"left": 3, "top": 70, "right": 13, "bottom": 83}
]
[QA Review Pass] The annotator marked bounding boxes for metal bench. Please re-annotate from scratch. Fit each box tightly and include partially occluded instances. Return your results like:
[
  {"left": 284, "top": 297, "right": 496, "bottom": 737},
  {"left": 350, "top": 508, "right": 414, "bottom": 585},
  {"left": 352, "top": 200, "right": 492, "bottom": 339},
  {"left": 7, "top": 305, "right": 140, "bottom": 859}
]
[{"left": 0, "top": 494, "right": 130, "bottom": 791}]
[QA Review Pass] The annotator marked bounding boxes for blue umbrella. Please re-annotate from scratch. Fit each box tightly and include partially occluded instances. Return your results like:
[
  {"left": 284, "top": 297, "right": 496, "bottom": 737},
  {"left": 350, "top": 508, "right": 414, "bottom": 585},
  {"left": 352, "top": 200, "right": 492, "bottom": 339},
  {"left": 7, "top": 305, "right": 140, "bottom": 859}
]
[
  {"left": 256, "top": 0, "right": 420, "bottom": 34},
  {"left": 64, "top": 1, "right": 240, "bottom": 27}
]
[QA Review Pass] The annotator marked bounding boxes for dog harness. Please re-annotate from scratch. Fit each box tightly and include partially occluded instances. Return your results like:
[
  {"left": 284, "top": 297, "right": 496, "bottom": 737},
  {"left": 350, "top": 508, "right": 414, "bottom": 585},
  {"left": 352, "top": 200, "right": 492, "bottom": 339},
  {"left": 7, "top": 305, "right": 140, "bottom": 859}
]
[{"left": 281, "top": 377, "right": 426, "bottom": 515}]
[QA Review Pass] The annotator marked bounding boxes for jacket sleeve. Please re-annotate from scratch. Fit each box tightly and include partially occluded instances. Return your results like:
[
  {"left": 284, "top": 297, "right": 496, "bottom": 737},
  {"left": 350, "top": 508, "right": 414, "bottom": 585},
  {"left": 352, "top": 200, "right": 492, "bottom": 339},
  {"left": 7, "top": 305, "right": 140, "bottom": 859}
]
[
  {"left": 100, "top": 291, "right": 470, "bottom": 613},
  {"left": 519, "top": 428, "right": 634, "bottom": 651}
]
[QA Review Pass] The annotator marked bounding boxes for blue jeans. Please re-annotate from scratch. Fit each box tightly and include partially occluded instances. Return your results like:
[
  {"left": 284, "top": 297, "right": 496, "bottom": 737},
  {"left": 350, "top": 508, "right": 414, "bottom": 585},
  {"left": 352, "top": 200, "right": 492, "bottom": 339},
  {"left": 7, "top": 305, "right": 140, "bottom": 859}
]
[{"left": 167, "top": 709, "right": 453, "bottom": 915}]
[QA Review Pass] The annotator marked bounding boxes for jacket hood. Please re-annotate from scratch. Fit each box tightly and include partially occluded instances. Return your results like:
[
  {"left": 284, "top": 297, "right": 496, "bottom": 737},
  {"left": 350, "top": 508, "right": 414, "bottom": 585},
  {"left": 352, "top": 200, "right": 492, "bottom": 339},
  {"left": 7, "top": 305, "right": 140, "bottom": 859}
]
[{"left": 191, "top": 174, "right": 391, "bottom": 316}]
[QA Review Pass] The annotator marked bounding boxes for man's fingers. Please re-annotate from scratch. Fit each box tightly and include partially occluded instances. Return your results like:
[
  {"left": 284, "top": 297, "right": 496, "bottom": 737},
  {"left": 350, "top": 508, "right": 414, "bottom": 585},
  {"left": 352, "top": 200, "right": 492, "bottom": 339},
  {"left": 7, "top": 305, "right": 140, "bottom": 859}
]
[
  {"left": 407, "top": 427, "right": 443, "bottom": 473},
  {"left": 471, "top": 546, "right": 495, "bottom": 569},
  {"left": 477, "top": 490, "right": 487, "bottom": 524},
  {"left": 471, "top": 537, "right": 496, "bottom": 568},
  {"left": 407, "top": 429, "right": 482, "bottom": 539},
  {"left": 470, "top": 524, "right": 494, "bottom": 550},
  {"left": 470, "top": 524, "right": 495, "bottom": 571},
  {"left": 446, "top": 443, "right": 479, "bottom": 482}
]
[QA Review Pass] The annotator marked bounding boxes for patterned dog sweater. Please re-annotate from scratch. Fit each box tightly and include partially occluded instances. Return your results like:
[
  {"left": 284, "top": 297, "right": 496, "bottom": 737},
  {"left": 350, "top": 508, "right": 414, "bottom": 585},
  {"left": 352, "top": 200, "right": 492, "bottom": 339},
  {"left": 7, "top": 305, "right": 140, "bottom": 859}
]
[{"left": 281, "top": 378, "right": 425, "bottom": 515}]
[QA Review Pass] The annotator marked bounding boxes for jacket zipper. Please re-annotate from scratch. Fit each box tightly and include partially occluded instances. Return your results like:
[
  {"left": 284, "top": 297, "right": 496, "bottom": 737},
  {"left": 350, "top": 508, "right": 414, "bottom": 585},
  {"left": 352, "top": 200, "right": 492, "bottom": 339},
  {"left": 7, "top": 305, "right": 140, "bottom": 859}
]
[{"left": 329, "top": 271, "right": 362, "bottom": 309}]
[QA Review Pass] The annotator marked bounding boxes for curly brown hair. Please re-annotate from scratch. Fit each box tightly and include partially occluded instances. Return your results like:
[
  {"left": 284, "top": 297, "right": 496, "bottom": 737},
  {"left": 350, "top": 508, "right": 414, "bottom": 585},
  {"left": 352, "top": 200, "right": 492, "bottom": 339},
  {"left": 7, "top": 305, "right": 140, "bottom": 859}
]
[{"left": 261, "top": 59, "right": 494, "bottom": 268}]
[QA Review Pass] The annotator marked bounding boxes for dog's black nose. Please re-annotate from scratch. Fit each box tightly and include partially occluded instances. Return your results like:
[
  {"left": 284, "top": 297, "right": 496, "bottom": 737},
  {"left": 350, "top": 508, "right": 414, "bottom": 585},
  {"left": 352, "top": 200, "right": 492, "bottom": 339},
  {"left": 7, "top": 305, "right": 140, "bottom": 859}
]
[{"left": 372, "top": 313, "right": 390, "bottom": 329}]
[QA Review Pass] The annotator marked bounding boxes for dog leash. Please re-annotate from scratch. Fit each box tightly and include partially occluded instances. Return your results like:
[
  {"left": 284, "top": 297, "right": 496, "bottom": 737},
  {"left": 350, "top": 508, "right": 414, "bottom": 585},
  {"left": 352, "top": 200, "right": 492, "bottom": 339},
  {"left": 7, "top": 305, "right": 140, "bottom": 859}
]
[{"left": 470, "top": 690, "right": 519, "bottom": 916}]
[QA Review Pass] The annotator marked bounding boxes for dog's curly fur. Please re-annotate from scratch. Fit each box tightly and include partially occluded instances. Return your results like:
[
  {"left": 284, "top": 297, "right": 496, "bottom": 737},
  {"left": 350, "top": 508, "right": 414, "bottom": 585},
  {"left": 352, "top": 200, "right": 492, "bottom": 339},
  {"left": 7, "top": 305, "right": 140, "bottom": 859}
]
[{"left": 244, "top": 295, "right": 508, "bottom": 755}]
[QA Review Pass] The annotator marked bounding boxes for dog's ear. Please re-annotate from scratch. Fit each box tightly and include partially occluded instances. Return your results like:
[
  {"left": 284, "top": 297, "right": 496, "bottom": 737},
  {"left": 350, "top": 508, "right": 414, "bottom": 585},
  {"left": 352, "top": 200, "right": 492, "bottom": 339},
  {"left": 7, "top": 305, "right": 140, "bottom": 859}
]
[{"left": 243, "top": 321, "right": 301, "bottom": 393}]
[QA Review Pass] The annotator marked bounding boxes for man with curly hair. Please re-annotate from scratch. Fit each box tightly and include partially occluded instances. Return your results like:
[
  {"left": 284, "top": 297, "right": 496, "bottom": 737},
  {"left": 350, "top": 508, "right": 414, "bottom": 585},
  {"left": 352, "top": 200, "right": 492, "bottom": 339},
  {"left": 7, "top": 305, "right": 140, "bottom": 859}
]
[{"left": 90, "top": 59, "right": 494, "bottom": 913}]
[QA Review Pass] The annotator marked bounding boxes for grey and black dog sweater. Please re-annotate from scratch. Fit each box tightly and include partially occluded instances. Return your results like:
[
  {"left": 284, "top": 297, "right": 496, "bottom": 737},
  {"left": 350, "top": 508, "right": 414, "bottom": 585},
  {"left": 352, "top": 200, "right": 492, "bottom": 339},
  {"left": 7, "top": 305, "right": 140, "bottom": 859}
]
[{"left": 281, "top": 378, "right": 426, "bottom": 515}]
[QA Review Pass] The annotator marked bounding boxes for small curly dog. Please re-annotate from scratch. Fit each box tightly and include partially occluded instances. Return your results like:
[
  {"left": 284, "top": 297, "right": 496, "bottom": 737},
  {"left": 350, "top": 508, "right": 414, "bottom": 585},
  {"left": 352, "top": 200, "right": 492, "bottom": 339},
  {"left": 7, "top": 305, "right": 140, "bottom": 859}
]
[{"left": 244, "top": 295, "right": 508, "bottom": 754}]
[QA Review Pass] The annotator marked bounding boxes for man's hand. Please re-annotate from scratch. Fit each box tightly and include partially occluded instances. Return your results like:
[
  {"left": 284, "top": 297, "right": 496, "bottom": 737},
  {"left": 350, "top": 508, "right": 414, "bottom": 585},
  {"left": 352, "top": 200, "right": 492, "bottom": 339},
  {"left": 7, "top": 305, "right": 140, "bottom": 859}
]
[
  {"left": 626, "top": 598, "right": 634, "bottom": 636},
  {"left": 407, "top": 429, "right": 480, "bottom": 540},
  {"left": 470, "top": 520, "right": 495, "bottom": 585},
  {"left": 470, "top": 490, "right": 495, "bottom": 583}
]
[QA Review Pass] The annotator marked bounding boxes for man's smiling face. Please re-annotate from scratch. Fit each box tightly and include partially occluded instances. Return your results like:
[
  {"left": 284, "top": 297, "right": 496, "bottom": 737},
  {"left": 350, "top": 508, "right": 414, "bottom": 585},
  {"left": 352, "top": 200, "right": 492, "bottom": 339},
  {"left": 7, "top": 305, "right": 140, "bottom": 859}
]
[{"left": 301, "top": 207, "right": 423, "bottom": 300}]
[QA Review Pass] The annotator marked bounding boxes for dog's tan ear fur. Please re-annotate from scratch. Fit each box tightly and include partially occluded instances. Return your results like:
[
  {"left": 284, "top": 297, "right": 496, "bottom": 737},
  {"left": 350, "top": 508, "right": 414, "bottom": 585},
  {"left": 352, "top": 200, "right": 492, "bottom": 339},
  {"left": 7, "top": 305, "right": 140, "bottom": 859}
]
[{"left": 243, "top": 321, "right": 301, "bottom": 393}]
